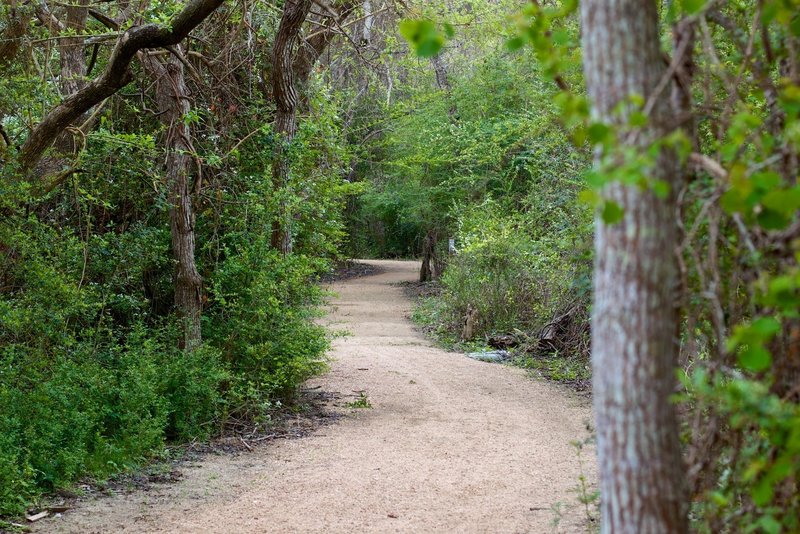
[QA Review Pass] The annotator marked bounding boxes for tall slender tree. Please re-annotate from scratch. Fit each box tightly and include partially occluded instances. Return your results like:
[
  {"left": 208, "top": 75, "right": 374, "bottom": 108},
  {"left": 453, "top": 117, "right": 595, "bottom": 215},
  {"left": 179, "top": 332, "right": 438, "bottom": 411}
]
[
  {"left": 270, "top": 0, "right": 312, "bottom": 253},
  {"left": 142, "top": 49, "right": 204, "bottom": 350},
  {"left": 580, "top": 0, "right": 688, "bottom": 531},
  {"left": 271, "top": 0, "right": 359, "bottom": 253}
]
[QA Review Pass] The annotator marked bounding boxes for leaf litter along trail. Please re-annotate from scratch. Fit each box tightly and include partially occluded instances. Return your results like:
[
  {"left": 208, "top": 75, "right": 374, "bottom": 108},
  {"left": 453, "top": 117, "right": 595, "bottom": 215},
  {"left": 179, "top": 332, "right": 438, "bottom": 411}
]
[{"left": 38, "top": 260, "right": 596, "bottom": 533}]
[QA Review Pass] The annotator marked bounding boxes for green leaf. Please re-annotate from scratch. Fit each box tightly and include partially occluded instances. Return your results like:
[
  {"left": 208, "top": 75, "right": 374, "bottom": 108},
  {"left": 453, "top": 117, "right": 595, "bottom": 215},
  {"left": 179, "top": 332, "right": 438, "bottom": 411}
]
[
  {"left": 750, "top": 316, "right": 781, "bottom": 338},
  {"left": 751, "top": 171, "right": 782, "bottom": 191},
  {"left": 751, "top": 476, "right": 775, "bottom": 506},
  {"left": 628, "top": 111, "right": 648, "bottom": 127},
  {"left": 587, "top": 123, "right": 611, "bottom": 144},
  {"left": 721, "top": 188, "right": 747, "bottom": 214},
  {"left": 756, "top": 516, "right": 782, "bottom": 534},
  {"left": 506, "top": 36, "right": 525, "bottom": 51},
  {"left": 757, "top": 208, "right": 789, "bottom": 230},
  {"left": 579, "top": 189, "right": 601, "bottom": 207},
  {"left": 738, "top": 346, "right": 772, "bottom": 372},
  {"left": 652, "top": 180, "right": 671, "bottom": 199},
  {"left": 762, "top": 187, "right": 800, "bottom": 214},
  {"left": 680, "top": 0, "right": 707, "bottom": 13},
  {"left": 601, "top": 201, "right": 625, "bottom": 224},
  {"left": 708, "top": 490, "right": 729, "bottom": 506},
  {"left": 399, "top": 19, "right": 446, "bottom": 58}
]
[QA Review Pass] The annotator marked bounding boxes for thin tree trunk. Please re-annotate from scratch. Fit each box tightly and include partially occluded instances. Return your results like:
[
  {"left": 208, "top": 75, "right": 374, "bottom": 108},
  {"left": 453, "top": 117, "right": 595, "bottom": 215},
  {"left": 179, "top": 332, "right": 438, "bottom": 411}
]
[
  {"left": 271, "top": 0, "right": 358, "bottom": 253},
  {"left": 361, "top": 0, "right": 373, "bottom": 44},
  {"left": 143, "top": 50, "right": 203, "bottom": 350},
  {"left": 270, "top": 0, "right": 312, "bottom": 254},
  {"left": 0, "top": 1, "right": 32, "bottom": 68},
  {"left": 431, "top": 52, "right": 457, "bottom": 119},
  {"left": 0, "top": 1, "right": 32, "bottom": 156},
  {"left": 580, "top": 0, "right": 688, "bottom": 531},
  {"left": 419, "top": 229, "right": 439, "bottom": 282}
]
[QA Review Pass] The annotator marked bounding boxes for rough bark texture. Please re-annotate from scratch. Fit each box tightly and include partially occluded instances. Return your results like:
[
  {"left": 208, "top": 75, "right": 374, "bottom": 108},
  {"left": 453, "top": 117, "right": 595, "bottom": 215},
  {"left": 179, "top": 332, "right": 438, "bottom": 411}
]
[
  {"left": 272, "top": 0, "right": 361, "bottom": 253},
  {"left": 59, "top": 1, "right": 89, "bottom": 97},
  {"left": 143, "top": 50, "right": 203, "bottom": 350},
  {"left": 18, "top": 0, "right": 225, "bottom": 171},
  {"left": 291, "top": 1, "right": 359, "bottom": 91},
  {"left": 270, "top": 0, "right": 313, "bottom": 254},
  {"left": 431, "top": 52, "right": 457, "bottom": 119},
  {"left": 580, "top": 0, "right": 688, "bottom": 532},
  {"left": 431, "top": 52, "right": 451, "bottom": 92},
  {"left": 419, "top": 229, "right": 442, "bottom": 282},
  {"left": 270, "top": 0, "right": 359, "bottom": 253},
  {"left": 0, "top": 1, "right": 32, "bottom": 155}
]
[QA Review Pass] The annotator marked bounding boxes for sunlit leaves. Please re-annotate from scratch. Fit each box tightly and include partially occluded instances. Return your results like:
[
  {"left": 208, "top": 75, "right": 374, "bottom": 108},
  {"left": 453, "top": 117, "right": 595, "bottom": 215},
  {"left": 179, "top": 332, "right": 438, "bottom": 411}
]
[
  {"left": 679, "top": 0, "right": 707, "bottom": 14},
  {"left": 506, "top": 0, "right": 580, "bottom": 87},
  {"left": 720, "top": 166, "right": 800, "bottom": 231}
]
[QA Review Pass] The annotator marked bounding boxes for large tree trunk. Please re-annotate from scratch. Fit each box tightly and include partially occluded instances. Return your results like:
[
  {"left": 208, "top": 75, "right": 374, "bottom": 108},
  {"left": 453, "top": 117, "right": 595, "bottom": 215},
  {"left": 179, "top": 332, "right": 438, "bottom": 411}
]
[
  {"left": 143, "top": 50, "right": 203, "bottom": 350},
  {"left": 580, "top": 0, "right": 688, "bottom": 532}
]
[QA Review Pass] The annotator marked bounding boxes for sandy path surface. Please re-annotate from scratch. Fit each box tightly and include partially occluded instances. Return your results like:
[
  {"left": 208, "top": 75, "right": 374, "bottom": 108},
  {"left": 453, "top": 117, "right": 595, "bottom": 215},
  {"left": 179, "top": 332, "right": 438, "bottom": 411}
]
[{"left": 37, "top": 260, "right": 596, "bottom": 533}]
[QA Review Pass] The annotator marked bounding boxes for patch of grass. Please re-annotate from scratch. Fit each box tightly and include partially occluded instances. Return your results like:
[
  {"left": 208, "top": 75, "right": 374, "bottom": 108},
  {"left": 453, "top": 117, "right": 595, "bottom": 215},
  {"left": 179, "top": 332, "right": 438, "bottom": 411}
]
[
  {"left": 346, "top": 392, "right": 372, "bottom": 409},
  {"left": 513, "top": 352, "right": 591, "bottom": 391},
  {"left": 411, "top": 289, "right": 591, "bottom": 392}
]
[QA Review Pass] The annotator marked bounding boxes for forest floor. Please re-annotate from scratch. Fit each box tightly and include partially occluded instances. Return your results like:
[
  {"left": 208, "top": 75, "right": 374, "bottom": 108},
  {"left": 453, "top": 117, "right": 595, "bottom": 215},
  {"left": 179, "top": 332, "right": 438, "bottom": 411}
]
[{"left": 34, "top": 260, "right": 596, "bottom": 533}]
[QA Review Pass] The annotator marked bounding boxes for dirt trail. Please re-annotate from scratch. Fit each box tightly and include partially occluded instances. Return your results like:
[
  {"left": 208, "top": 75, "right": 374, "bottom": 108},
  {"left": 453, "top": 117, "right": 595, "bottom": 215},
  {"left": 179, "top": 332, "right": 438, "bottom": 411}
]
[{"left": 38, "top": 260, "right": 596, "bottom": 533}]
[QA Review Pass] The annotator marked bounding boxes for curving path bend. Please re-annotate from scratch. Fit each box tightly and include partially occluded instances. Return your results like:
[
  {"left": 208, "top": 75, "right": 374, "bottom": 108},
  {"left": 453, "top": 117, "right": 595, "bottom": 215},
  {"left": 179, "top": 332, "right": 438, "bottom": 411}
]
[{"left": 38, "top": 260, "right": 596, "bottom": 533}]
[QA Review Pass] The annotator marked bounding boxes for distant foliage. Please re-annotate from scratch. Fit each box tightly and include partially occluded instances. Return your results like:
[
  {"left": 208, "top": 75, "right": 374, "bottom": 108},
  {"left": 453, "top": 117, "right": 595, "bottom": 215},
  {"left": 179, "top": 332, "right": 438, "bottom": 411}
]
[{"left": 352, "top": 35, "right": 592, "bottom": 369}]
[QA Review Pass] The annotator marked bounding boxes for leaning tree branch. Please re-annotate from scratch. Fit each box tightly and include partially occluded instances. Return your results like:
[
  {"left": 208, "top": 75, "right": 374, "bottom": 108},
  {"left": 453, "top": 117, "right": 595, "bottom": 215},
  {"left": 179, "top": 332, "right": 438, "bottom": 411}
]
[
  {"left": 293, "top": 0, "right": 359, "bottom": 83},
  {"left": 18, "top": 0, "right": 226, "bottom": 172}
]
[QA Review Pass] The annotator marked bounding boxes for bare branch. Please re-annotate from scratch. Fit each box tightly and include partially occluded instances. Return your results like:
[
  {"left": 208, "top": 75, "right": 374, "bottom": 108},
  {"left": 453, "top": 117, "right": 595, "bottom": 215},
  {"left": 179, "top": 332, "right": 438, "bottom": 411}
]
[{"left": 18, "top": 0, "right": 226, "bottom": 172}]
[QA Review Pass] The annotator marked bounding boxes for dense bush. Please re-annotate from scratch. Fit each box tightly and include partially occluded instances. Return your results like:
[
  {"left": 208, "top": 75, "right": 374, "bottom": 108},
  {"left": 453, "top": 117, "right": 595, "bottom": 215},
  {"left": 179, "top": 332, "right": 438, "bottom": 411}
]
[
  {"left": 0, "top": 189, "right": 333, "bottom": 514},
  {"left": 0, "top": 38, "right": 349, "bottom": 513}
]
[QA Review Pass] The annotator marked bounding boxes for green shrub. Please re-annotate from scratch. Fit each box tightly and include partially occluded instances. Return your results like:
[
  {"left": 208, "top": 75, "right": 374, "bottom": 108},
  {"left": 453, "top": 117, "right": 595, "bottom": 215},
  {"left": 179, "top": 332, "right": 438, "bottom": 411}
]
[
  {"left": 420, "top": 201, "right": 591, "bottom": 345},
  {"left": 206, "top": 239, "right": 330, "bottom": 415},
  {"left": 680, "top": 368, "right": 800, "bottom": 533},
  {"left": 0, "top": 204, "right": 328, "bottom": 514}
]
